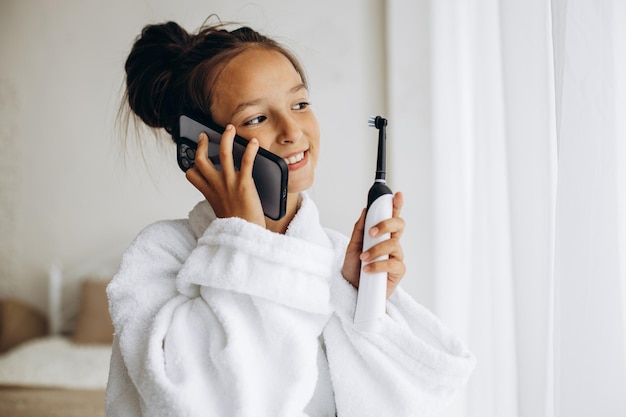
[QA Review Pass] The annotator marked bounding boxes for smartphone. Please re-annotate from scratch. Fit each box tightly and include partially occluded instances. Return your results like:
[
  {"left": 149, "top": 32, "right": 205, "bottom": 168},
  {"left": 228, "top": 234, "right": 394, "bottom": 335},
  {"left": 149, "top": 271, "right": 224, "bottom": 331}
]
[{"left": 176, "top": 114, "right": 288, "bottom": 220}]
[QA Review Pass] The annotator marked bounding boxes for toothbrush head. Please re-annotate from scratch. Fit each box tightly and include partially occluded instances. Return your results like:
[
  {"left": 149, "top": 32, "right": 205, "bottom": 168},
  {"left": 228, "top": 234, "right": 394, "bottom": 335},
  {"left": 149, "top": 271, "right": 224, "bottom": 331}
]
[{"left": 368, "top": 115, "right": 388, "bottom": 129}]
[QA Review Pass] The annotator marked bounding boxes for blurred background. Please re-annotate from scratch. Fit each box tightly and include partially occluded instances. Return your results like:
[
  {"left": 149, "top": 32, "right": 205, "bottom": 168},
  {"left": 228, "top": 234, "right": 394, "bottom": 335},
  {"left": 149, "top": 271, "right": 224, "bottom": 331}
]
[
  {"left": 1, "top": 1, "right": 625, "bottom": 416},
  {"left": 0, "top": 0, "right": 430, "bottom": 308}
]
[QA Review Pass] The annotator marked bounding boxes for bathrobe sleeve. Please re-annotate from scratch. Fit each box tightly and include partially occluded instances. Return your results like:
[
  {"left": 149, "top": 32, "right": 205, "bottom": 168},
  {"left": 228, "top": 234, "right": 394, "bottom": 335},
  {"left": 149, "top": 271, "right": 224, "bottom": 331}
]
[
  {"left": 322, "top": 230, "right": 476, "bottom": 417},
  {"left": 106, "top": 217, "right": 336, "bottom": 417}
]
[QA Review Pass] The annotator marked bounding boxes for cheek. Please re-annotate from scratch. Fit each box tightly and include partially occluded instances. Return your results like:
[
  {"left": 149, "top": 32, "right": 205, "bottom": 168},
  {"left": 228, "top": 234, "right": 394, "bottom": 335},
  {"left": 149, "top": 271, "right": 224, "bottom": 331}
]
[
  {"left": 310, "top": 147, "right": 320, "bottom": 167},
  {"left": 307, "top": 119, "right": 321, "bottom": 154},
  {"left": 256, "top": 133, "right": 276, "bottom": 150}
]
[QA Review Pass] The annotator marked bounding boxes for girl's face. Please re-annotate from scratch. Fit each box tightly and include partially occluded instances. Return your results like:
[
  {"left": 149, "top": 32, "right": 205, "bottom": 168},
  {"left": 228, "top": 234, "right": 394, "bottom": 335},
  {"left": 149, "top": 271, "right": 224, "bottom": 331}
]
[{"left": 210, "top": 47, "right": 320, "bottom": 195}]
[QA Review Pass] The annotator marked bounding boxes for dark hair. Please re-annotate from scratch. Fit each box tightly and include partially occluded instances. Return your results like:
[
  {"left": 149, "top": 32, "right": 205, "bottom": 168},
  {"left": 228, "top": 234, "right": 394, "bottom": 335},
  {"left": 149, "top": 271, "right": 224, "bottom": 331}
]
[{"left": 122, "top": 20, "right": 307, "bottom": 137}]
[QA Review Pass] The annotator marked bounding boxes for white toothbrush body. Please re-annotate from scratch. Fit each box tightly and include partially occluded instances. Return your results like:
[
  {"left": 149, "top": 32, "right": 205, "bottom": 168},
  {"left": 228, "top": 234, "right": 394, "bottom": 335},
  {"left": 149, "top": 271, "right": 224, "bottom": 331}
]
[{"left": 354, "top": 191, "right": 393, "bottom": 331}]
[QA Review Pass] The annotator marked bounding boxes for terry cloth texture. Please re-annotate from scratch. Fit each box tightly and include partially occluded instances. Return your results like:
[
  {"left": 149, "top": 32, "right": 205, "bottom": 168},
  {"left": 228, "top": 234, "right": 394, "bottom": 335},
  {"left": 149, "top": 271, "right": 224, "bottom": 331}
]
[{"left": 106, "top": 193, "right": 475, "bottom": 417}]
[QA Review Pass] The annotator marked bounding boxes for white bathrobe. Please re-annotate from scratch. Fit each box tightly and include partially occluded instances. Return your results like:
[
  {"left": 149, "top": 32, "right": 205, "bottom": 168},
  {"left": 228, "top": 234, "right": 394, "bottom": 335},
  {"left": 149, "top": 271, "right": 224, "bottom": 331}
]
[{"left": 106, "top": 193, "right": 475, "bottom": 417}]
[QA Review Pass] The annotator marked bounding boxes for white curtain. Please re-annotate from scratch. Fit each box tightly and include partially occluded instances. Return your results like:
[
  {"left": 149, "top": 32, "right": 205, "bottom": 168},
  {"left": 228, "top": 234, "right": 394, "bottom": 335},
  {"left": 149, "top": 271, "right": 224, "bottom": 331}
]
[{"left": 386, "top": 1, "right": 626, "bottom": 416}]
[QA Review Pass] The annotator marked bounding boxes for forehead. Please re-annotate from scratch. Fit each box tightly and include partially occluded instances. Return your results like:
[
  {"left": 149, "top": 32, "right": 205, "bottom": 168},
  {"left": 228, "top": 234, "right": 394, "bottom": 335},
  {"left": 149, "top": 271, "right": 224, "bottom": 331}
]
[{"left": 211, "top": 47, "right": 303, "bottom": 106}]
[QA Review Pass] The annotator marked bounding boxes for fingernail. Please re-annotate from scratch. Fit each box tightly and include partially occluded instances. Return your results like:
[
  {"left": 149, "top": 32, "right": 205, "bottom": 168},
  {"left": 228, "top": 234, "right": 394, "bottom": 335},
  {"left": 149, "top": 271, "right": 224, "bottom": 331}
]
[
  {"left": 362, "top": 264, "right": 372, "bottom": 273},
  {"left": 225, "top": 124, "right": 234, "bottom": 131},
  {"left": 360, "top": 251, "right": 370, "bottom": 261},
  {"left": 369, "top": 227, "right": 379, "bottom": 237},
  {"left": 250, "top": 138, "right": 258, "bottom": 144}
]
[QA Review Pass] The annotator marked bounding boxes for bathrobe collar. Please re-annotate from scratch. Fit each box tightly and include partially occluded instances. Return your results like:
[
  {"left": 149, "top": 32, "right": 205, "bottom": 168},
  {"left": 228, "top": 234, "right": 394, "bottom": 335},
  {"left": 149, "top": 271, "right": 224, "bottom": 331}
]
[{"left": 187, "top": 192, "right": 332, "bottom": 249}]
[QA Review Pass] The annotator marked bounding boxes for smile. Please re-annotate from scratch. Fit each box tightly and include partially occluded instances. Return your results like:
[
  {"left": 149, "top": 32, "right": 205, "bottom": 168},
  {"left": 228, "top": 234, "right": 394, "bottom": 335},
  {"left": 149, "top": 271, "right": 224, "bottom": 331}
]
[{"left": 283, "top": 151, "right": 306, "bottom": 166}]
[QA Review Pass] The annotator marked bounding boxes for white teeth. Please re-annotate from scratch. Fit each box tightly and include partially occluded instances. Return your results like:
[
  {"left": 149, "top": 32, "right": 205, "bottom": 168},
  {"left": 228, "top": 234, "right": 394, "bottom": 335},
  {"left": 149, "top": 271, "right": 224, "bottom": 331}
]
[{"left": 284, "top": 151, "right": 305, "bottom": 165}]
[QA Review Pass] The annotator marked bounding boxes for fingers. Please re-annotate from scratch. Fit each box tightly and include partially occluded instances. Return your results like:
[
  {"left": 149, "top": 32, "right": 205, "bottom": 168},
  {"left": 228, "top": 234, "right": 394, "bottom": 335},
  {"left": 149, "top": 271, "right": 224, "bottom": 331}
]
[
  {"left": 361, "top": 191, "right": 406, "bottom": 297},
  {"left": 360, "top": 237, "right": 403, "bottom": 264},
  {"left": 184, "top": 124, "right": 264, "bottom": 224},
  {"left": 362, "top": 256, "right": 406, "bottom": 281},
  {"left": 360, "top": 191, "right": 405, "bottom": 265},
  {"left": 362, "top": 257, "right": 405, "bottom": 274},
  {"left": 367, "top": 216, "right": 405, "bottom": 240},
  {"left": 341, "top": 208, "right": 367, "bottom": 289},
  {"left": 197, "top": 124, "right": 258, "bottom": 181},
  {"left": 218, "top": 124, "right": 236, "bottom": 179},
  {"left": 239, "top": 137, "right": 259, "bottom": 179},
  {"left": 361, "top": 237, "right": 406, "bottom": 298},
  {"left": 185, "top": 165, "right": 208, "bottom": 191},
  {"left": 185, "top": 133, "right": 214, "bottom": 194},
  {"left": 193, "top": 132, "right": 211, "bottom": 170},
  {"left": 189, "top": 132, "right": 218, "bottom": 178},
  {"left": 392, "top": 191, "right": 404, "bottom": 218},
  {"left": 367, "top": 192, "right": 405, "bottom": 240}
]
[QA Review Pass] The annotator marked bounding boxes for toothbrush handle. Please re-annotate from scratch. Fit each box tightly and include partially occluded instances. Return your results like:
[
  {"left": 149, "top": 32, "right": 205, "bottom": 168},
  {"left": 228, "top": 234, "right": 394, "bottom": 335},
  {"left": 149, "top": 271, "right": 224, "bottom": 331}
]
[{"left": 353, "top": 193, "right": 393, "bottom": 332}]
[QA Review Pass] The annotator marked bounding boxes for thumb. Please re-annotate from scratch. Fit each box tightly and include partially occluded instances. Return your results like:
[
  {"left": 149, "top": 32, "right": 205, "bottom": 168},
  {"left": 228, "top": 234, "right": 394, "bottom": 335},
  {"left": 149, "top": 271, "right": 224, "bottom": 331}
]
[{"left": 347, "top": 208, "right": 366, "bottom": 253}]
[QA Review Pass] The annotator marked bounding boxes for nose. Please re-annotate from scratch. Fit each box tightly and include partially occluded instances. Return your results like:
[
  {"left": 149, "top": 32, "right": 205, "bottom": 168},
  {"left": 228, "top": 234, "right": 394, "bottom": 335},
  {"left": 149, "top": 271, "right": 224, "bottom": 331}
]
[{"left": 276, "top": 113, "right": 303, "bottom": 144}]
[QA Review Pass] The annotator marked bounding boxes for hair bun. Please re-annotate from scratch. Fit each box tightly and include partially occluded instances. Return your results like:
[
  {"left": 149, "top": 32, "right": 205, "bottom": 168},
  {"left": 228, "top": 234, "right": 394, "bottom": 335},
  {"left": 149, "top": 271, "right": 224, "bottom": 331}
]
[{"left": 125, "top": 21, "right": 192, "bottom": 131}]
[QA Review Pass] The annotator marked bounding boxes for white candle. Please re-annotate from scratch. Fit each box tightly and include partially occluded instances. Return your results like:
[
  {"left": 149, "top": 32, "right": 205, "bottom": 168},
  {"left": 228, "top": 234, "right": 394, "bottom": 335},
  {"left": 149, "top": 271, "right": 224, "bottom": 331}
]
[{"left": 48, "top": 263, "right": 62, "bottom": 335}]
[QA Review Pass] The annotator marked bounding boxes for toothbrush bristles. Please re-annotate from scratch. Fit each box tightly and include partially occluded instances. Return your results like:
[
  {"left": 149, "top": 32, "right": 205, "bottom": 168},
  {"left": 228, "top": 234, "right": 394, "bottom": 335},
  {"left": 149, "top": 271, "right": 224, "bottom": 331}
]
[{"left": 368, "top": 115, "right": 387, "bottom": 129}]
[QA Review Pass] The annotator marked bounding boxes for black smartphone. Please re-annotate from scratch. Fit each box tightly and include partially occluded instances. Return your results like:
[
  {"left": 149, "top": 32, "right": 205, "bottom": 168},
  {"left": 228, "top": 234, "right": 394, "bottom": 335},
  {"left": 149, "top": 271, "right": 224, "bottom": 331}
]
[{"left": 176, "top": 114, "right": 288, "bottom": 220}]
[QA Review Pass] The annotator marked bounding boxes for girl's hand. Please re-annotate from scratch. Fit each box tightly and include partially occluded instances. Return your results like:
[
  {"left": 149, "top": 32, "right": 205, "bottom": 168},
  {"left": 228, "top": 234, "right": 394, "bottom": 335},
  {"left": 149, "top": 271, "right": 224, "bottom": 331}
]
[
  {"left": 341, "top": 192, "right": 406, "bottom": 298},
  {"left": 185, "top": 124, "right": 266, "bottom": 228}
]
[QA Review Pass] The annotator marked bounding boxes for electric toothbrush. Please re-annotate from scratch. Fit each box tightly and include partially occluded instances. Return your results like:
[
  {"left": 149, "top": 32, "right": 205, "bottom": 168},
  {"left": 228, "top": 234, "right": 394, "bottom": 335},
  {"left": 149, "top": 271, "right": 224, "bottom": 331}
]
[{"left": 353, "top": 115, "right": 393, "bottom": 332}]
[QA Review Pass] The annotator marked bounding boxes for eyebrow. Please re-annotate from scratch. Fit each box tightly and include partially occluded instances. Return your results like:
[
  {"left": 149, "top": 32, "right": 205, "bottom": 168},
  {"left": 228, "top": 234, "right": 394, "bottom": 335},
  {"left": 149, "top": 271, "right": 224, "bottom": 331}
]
[{"left": 231, "top": 83, "right": 307, "bottom": 118}]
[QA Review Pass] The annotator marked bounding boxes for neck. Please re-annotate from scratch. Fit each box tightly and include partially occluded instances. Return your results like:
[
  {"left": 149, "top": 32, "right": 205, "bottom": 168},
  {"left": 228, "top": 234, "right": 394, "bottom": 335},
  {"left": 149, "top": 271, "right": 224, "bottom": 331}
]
[{"left": 265, "top": 192, "right": 301, "bottom": 234}]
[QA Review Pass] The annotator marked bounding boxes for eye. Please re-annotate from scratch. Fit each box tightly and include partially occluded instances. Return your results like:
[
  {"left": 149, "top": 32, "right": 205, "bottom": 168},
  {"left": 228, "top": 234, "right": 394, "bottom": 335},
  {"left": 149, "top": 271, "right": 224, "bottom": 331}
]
[
  {"left": 292, "top": 102, "right": 310, "bottom": 111},
  {"left": 243, "top": 115, "right": 267, "bottom": 126}
]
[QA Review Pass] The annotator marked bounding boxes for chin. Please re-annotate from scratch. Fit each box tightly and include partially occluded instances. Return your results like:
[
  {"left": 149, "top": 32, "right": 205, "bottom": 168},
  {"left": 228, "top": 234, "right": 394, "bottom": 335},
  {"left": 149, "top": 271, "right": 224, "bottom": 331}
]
[
  {"left": 288, "top": 180, "right": 314, "bottom": 195},
  {"left": 287, "top": 169, "right": 315, "bottom": 193}
]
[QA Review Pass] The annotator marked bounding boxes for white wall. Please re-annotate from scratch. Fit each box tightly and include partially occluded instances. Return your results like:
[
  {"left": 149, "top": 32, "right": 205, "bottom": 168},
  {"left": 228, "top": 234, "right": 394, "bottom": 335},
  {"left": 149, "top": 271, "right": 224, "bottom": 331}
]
[{"left": 0, "top": 0, "right": 432, "bottom": 312}]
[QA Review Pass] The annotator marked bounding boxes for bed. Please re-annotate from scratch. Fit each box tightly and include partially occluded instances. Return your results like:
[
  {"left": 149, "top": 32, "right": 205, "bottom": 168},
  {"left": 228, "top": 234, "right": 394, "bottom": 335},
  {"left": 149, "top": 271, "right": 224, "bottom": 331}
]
[{"left": 0, "top": 249, "right": 122, "bottom": 417}]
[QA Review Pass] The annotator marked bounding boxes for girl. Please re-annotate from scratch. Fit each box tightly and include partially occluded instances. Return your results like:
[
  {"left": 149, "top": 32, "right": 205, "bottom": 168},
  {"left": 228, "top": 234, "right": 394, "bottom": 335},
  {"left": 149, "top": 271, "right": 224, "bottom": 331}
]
[{"left": 106, "top": 20, "right": 474, "bottom": 417}]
